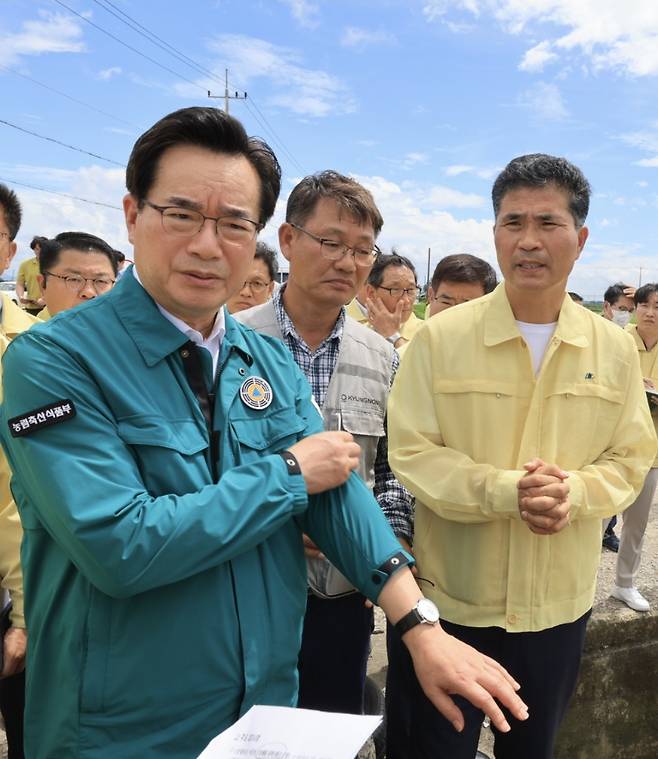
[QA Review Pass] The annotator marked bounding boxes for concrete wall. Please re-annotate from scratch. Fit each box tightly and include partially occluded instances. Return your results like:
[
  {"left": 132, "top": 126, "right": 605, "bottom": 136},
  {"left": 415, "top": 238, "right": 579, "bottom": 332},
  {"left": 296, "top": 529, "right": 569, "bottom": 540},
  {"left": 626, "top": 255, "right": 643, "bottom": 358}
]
[{"left": 555, "top": 611, "right": 658, "bottom": 759}]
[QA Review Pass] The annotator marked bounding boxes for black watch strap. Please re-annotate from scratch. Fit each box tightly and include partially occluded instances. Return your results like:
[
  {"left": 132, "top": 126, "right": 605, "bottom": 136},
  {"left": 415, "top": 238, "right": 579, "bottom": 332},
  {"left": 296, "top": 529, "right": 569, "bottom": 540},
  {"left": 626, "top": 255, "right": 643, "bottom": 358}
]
[
  {"left": 395, "top": 608, "right": 423, "bottom": 636},
  {"left": 279, "top": 450, "right": 302, "bottom": 476}
]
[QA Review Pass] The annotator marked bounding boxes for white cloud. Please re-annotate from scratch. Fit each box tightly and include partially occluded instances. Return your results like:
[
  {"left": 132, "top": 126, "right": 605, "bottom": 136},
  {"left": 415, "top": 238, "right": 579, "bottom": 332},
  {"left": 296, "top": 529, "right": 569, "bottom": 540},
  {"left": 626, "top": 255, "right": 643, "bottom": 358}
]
[
  {"left": 426, "top": 1, "right": 658, "bottom": 77},
  {"left": 2, "top": 165, "right": 128, "bottom": 271},
  {"left": 636, "top": 157, "right": 658, "bottom": 168},
  {"left": 175, "top": 35, "right": 354, "bottom": 118},
  {"left": 445, "top": 164, "right": 500, "bottom": 180},
  {"left": 518, "top": 81, "right": 568, "bottom": 121},
  {"left": 340, "top": 27, "right": 396, "bottom": 48},
  {"left": 0, "top": 11, "right": 85, "bottom": 67},
  {"left": 519, "top": 41, "right": 558, "bottom": 72},
  {"left": 404, "top": 152, "right": 429, "bottom": 167},
  {"left": 351, "top": 173, "right": 496, "bottom": 280},
  {"left": 637, "top": 180, "right": 649, "bottom": 187},
  {"left": 278, "top": 0, "right": 320, "bottom": 28},
  {"left": 98, "top": 66, "right": 122, "bottom": 81},
  {"left": 445, "top": 164, "right": 474, "bottom": 176}
]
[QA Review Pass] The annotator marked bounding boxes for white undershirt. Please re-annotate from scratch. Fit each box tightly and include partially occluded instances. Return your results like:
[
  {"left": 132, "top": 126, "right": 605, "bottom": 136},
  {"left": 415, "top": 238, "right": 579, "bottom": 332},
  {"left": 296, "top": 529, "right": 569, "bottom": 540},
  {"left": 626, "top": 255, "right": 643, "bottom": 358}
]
[
  {"left": 132, "top": 267, "right": 225, "bottom": 374},
  {"left": 516, "top": 320, "right": 557, "bottom": 376}
]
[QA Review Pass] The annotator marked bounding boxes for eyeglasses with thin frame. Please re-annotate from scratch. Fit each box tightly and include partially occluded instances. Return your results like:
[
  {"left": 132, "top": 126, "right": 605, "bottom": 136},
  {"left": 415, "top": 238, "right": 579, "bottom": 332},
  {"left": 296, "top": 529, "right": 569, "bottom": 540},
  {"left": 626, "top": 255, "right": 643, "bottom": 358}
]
[
  {"left": 240, "top": 279, "right": 271, "bottom": 294},
  {"left": 145, "top": 200, "right": 262, "bottom": 244},
  {"left": 289, "top": 222, "right": 380, "bottom": 267},
  {"left": 44, "top": 271, "right": 115, "bottom": 294},
  {"left": 377, "top": 285, "right": 421, "bottom": 300}
]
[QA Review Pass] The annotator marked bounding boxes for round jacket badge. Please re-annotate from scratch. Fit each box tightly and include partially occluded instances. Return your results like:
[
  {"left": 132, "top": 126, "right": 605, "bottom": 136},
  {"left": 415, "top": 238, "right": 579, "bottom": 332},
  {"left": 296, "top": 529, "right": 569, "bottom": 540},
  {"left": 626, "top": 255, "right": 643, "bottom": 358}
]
[{"left": 239, "top": 376, "right": 273, "bottom": 410}]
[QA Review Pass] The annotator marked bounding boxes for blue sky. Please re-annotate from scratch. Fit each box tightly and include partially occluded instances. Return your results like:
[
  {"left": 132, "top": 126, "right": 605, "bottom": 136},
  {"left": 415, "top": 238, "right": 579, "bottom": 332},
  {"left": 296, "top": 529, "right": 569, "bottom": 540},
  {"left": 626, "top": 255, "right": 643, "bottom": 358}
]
[{"left": 2, "top": 0, "right": 658, "bottom": 299}]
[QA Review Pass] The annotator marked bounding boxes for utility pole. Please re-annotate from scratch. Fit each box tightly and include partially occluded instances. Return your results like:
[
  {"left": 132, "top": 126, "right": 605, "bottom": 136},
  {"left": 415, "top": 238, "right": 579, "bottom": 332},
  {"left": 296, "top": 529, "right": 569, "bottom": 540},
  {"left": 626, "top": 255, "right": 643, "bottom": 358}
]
[
  {"left": 208, "top": 69, "right": 247, "bottom": 114},
  {"left": 639, "top": 267, "right": 644, "bottom": 287},
  {"left": 426, "top": 248, "right": 431, "bottom": 293}
]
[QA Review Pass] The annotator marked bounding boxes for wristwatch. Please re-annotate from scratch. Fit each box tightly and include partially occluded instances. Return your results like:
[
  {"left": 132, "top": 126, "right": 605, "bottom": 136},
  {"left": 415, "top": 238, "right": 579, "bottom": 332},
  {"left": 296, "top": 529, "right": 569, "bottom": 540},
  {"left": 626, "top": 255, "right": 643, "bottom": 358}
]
[
  {"left": 394, "top": 598, "right": 440, "bottom": 636},
  {"left": 387, "top": 332, "right": 402, "bottom": 346}
]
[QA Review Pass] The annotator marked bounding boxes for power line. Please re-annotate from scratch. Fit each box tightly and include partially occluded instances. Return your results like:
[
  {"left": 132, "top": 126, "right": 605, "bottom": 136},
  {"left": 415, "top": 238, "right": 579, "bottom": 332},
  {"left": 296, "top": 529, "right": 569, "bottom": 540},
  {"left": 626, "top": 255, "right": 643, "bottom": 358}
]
[
  {"left": 0, "top": 64, "right": 142, "bottom": 131},
  {"left": 51, "top": 0, "right": 202, "bottom": 90},
  {"left": 0, "top": 118, "right": 125, "bottom": 167},
  {"left": 0, "top": 177, "right": 123, "bottom": 210},
  {"left": 68, "top": 0, "right": 306, "bottom": 173}
]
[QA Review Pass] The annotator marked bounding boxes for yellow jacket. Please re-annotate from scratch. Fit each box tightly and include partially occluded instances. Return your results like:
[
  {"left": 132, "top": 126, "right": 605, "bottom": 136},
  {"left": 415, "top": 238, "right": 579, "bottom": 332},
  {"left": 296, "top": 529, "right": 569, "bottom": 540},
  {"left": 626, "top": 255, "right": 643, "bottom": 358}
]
[
  {"left": 0, "top": 294, "right": 39, "bottom": 627},
  {"left": 17, "top": 257, "right": 41, "bottom": 303},
  {"left": 389, "top": 285, "right": 657, "bottom": 632},
  {"left": 627, "top": 323, "right": 658, "bottom": 467}
]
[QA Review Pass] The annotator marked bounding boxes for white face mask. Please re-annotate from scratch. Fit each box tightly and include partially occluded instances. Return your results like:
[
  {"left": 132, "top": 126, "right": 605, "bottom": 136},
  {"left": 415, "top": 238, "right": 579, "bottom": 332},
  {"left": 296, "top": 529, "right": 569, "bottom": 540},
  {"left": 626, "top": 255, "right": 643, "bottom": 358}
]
[{"left": 611, "top": 309, "right": 632, "bottom": 328}]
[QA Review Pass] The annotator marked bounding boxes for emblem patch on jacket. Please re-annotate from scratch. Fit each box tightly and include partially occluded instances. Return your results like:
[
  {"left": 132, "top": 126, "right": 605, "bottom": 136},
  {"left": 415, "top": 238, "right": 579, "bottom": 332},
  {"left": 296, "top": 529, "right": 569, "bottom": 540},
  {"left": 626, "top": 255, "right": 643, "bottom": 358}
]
[
  {"left": 239, "top": 376, "right": 273, "bottom": 410},
  {"left": 8, "top": 399, "right": 76, "bottom": 437}
]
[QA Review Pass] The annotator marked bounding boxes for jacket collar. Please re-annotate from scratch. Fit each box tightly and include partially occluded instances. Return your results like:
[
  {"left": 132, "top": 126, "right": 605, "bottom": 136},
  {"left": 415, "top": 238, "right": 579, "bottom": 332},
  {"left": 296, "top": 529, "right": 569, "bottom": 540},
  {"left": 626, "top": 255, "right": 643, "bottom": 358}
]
[
  {"left": 483, "top": 283, "right": 589, "bottom": 349},
  {"left": 110, "top": 265, "right": 253, "bottom": 367}
]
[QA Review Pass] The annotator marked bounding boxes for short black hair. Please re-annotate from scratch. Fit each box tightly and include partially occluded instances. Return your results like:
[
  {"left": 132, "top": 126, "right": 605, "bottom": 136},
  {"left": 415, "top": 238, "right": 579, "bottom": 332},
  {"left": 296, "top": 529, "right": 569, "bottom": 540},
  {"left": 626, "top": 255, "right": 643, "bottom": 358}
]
[
  {"left": 126, "top": 106, "right": 281, "bottom": 226},
  {"left": 286, "top": 170, "right": 383, "bottom": 236},
  {"left": 431, "top": 254, "right": 497, "bottom": 294},
  {"left": 634, "top": 283, "right": 658, "bottom": 305},
  {"left": 0, "top": 184, "right": 22, "bottom": 240},
  {"left": 39, "top": 232, "right": 120, "bottom": 277},
  {"left": 367, "top": 252, "right": 417, "bottom": 288},
  {"left": 254, "top": 241, "right": 278, "bottom": 281},
  {"left": 568, "top": 291, "right": 584, "bottom": 303},
  {"left": 604, "top": 282, "right": 632, "bottom": 306},
  {"left": 492, "top": 153, "right": 591, "bottom": 228},
  {"left": 30, "top": 235, "right": 48, "bottom": 251}
]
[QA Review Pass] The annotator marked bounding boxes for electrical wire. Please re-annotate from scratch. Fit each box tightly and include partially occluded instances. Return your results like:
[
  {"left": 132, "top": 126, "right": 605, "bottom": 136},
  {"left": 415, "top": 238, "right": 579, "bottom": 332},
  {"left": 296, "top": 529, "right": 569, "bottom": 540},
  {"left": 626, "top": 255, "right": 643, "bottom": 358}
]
[
  {"left": 0, "top": 177, "right": 123, "bottom": 210},
  {"left": 0, "top": 118, "right": 126, "bottom": 167},
  {"left": 0, "top": 64, "right": 141, "bottom": 131},
  {"left": 70, "top": 0, "right": 306, "bottom": 173}
]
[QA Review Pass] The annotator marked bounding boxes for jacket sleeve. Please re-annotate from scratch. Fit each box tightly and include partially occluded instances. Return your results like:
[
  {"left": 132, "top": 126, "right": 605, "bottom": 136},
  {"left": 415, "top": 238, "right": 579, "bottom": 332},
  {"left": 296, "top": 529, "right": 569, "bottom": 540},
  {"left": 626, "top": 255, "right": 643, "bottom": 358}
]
[
  {"left": 0, "top": 454, "right": 24, "bottom": 628},
  {"left": 389, "top": 323, "right": 658, "bottom": 524},
  {"left": 566, "top": 343, "right": 657, "bottom": 519},
  {"left": 0, "top": 331, "right": 313, "bottom": 599}
]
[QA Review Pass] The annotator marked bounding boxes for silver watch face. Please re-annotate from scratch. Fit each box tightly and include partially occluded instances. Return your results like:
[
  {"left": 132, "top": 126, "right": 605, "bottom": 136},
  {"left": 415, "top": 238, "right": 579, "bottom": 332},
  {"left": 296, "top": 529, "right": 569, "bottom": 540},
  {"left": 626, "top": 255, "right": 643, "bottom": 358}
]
[{"left": 417, "top": 598, "right": 440, "bottom": 624}]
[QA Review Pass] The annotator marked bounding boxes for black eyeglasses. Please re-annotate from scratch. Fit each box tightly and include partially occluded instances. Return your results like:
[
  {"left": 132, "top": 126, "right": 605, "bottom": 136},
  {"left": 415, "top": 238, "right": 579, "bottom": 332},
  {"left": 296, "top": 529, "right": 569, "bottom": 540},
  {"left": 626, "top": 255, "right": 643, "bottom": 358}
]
[
  {"left": 376, "top": 285, "right": 421, "bottom": 300},
  {"left": 44, "top": 271, "right": 115, "bottom": 294},
  {"left": 290, "top": 223, "right": 380, "bottom": 267},
  {"left": 145, "top": 201, "right": 262, "bottom": 244}
]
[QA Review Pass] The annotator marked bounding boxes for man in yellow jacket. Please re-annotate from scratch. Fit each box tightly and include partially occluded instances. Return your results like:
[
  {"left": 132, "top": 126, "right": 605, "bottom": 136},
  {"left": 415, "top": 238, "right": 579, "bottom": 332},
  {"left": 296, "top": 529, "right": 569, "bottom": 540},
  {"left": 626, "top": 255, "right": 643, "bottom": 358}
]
[
  {"left": 0, "top": 184, "right": 38, "bottom": 758},
  {"left": 387, "top": 154, "right": 658, "bottom": 759}
]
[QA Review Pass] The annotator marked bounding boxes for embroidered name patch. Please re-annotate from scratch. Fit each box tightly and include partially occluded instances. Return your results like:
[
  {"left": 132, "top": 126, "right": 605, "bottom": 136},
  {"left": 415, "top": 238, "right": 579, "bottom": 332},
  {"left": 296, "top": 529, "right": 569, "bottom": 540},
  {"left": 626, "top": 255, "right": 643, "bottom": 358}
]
[{"left": 8, "top": 399, "right": 76, "bottom": 437}]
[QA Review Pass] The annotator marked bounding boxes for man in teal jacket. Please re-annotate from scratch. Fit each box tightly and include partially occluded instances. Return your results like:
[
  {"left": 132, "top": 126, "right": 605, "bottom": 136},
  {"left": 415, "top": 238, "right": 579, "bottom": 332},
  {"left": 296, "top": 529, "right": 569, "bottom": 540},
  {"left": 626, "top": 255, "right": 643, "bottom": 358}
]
[{"left": 0, "top": 107, "right": 526, "bottom": 757}]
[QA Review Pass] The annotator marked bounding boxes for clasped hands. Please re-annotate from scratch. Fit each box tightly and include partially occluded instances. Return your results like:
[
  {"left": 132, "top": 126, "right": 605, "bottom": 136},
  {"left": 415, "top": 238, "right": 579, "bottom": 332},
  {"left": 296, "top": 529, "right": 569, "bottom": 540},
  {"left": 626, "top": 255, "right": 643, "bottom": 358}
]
[{"left": 517, "top": 458, "right": 571, "bottom": 535}]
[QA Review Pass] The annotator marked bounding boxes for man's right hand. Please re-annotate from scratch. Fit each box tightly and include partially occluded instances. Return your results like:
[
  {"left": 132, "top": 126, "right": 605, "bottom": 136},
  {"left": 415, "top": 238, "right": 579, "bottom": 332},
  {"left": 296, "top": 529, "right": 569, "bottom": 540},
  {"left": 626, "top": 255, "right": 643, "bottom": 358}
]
[{"left": 288, "top": 431, "right": 361, "bottom": 494}]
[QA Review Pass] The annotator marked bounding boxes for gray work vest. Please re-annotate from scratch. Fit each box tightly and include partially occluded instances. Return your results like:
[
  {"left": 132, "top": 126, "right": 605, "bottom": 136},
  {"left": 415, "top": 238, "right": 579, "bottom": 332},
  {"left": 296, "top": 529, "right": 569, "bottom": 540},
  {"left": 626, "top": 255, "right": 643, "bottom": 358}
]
[{"left": 237, "top": 301, "right": 394, "bottom": 597}]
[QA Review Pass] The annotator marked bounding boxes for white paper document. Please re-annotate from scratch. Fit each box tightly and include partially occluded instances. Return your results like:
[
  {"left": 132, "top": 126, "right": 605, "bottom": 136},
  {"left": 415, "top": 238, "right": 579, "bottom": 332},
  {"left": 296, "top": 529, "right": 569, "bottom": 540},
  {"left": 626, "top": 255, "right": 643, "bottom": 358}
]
[{"left": 198, "top": 704, "right": 381, "bottom": 759}]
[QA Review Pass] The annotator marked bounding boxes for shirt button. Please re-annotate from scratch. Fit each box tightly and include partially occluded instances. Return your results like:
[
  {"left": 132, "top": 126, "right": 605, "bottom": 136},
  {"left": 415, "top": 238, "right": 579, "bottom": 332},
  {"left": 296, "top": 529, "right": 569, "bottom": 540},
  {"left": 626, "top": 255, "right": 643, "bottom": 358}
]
[
  {"left": 180, "top": 348, "right": 190, "bottom": 359},
  {"left": 371, "top": 574, "right": 382, "bottom": 585},
  {"left": 239, "top": 368, "right": 246, "bottom": 376},
  {"left": 507, "top": 614, "right": 517, "bottom": 625},
  {"left": 496, "top": 393, "right": 501, "bottom": 399}
]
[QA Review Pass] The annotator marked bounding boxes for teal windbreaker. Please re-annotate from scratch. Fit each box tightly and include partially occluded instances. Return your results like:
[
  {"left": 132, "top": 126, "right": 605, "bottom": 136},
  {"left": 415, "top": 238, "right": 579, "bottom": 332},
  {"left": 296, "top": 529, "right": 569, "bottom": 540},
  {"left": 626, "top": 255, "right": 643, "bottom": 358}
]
[{"left": 0, "top": 271, "right": 410, "bottom": 758}]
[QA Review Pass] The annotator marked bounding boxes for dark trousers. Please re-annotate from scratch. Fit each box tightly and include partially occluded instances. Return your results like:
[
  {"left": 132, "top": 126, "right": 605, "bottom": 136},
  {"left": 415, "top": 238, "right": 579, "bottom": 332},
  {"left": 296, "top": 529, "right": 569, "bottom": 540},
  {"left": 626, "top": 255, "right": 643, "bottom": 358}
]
[
  {"left": 297, "top": 593, "right": 374, "bottom": 714},
  {"left": 386, "top": 611, "right": 591, "bottom": 759},
  {"left": 0, "top": 670, "right": 25, "bottom": 759}
]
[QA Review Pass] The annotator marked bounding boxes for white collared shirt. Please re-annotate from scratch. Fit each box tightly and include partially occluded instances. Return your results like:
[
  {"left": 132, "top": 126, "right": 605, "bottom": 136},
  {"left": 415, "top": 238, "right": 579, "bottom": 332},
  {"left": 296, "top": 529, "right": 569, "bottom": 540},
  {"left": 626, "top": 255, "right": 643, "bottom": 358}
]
[{"left": 133, "top": 267, "right": 225, "bottom": 374}]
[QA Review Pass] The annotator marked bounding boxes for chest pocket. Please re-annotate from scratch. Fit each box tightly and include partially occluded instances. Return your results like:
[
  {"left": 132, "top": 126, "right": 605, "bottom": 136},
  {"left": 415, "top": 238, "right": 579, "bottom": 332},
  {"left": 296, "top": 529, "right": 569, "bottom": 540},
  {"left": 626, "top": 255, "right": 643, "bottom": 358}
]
[
  {"left": 231, "top": 407, "right": 306, "bottom": 462},
  {"left": 117, "top": 416, "right": 209, "bottom": 494},
  {"left": 341, "top": 410, "right": 385, "bottom": 490},
  {"left": 544, "top": 382, "right": 625, "bottom": 465}
]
